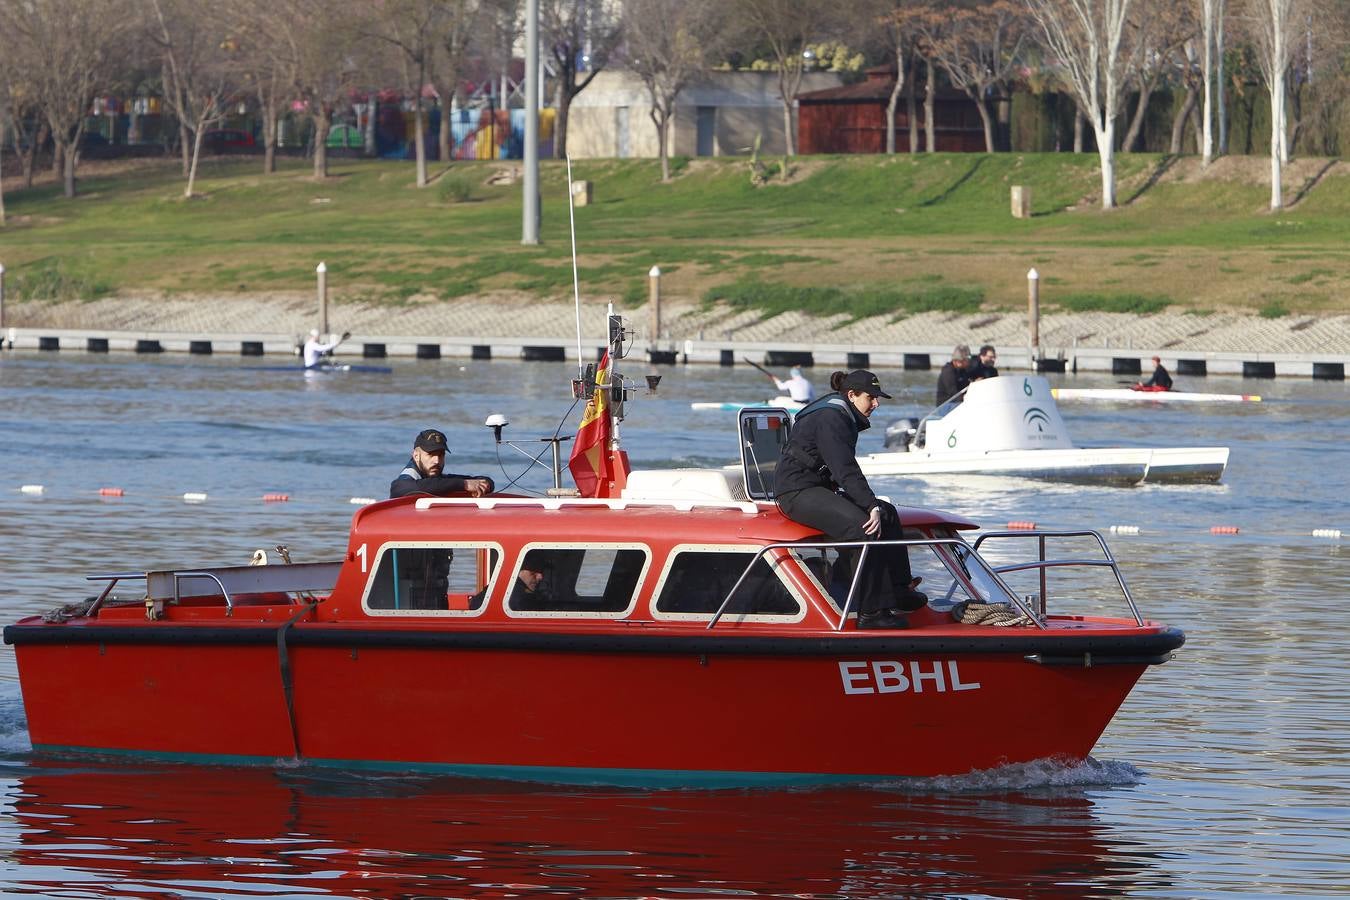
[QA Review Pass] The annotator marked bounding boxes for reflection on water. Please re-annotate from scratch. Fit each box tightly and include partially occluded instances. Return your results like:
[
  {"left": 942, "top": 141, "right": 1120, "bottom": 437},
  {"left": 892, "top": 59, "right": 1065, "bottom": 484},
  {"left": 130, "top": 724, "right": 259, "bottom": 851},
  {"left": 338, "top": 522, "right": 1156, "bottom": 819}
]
[
  {"left": 0, "top": 762, "right": 1157, "bottom": 899},
  {"left": 1, "top": 352, "right": 1348, "bottom": 896}
]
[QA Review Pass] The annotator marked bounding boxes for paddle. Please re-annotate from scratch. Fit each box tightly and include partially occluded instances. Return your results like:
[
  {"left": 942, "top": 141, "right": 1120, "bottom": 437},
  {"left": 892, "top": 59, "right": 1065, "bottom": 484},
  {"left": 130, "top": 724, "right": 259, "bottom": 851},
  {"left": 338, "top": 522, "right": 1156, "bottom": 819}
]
[{"left": 743, "top": 356, "right": 777, "bottom": 382}]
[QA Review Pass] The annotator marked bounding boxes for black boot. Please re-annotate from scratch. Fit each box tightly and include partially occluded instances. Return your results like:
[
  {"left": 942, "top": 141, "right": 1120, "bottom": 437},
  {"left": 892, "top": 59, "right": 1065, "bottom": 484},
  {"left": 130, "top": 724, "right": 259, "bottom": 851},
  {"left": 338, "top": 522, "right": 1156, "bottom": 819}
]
[{"left": 858, "top": 609, "right": 909, "bottom": 630}]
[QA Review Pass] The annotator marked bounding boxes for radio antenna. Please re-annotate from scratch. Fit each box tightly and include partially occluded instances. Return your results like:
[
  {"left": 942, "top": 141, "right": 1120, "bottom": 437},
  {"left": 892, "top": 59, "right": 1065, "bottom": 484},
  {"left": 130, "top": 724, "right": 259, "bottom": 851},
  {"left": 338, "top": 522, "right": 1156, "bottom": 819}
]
[{"left": 566, "top": 154, "right": 584, "bottom": 379}]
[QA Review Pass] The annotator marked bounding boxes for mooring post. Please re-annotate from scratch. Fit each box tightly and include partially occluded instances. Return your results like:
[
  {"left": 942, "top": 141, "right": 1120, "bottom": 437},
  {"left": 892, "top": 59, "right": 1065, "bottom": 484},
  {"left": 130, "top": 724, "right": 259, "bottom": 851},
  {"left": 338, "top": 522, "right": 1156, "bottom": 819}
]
[
  {"left": 1027, "top": 267, "right": 1040, "bottom": 365},
  {"left": 649, "top": 265, "right": 661, "bottom": 347},
  {"left": 316, "top": 261, "right": 328, "bottom": 336}
]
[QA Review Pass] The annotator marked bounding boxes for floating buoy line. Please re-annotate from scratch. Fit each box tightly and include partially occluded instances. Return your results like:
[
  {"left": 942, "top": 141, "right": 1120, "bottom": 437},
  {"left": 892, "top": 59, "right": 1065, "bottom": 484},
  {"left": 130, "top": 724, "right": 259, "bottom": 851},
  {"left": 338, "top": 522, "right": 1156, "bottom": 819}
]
[{"left": 8, "top": 484, "right": 1343, "bottom": 537}]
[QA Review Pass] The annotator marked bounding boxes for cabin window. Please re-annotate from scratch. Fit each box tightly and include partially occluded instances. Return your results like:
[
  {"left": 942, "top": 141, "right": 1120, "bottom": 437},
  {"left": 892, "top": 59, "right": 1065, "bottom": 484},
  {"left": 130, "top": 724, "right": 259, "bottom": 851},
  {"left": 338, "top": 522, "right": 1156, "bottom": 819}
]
[
  {"left": 653, "top": 546, "right": 803, "bottom": 620},
  {"left": 505, "top": 544, "right": 649, "bottom": 617},
  {"left": 363, "top": 543, "right": 501, "bottom": 615}
]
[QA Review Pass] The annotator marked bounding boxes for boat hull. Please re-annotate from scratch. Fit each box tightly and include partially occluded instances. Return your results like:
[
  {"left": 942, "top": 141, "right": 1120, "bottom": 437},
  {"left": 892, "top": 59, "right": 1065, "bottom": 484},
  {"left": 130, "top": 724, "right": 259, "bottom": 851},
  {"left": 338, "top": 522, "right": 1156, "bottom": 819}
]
[
  {"left": 859, "top": 446, "right": 1229, "bottom": 485},
  {"left": 10, "top": 623, "right": 1179, "bottom": 785}
]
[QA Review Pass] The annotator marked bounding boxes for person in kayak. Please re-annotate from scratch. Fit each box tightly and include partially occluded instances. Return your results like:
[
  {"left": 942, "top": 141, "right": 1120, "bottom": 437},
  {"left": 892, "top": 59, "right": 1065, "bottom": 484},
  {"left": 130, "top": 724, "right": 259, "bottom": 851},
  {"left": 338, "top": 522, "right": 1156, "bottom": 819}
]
[
  {"left": 390, "top": 429, "right": 495, "bottom": 499},
  {"left": 1136, "top": 356, "right": 1173, "bottom": 391},
  {"left": 771, "top": 366, "right": 816, "bottom": 403},
  {"left": 302, "top": 328, "right": 350, "bottom": 368},
  {"left": 775, "top": 370, "right": 927, "bottom": 630}
]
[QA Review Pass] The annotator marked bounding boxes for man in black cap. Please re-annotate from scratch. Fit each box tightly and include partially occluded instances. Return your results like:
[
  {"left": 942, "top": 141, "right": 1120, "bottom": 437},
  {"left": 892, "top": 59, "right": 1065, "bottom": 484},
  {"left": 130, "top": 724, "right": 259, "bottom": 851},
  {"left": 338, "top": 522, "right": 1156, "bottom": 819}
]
[
  {"left": 774, "top": 370, "right": 927, "bottom": 629},
  {"left": 390, "top": 428, "right": 495, "bottom": 499},
  {"left": 385, "top": 429, "right": 496, "bottom": 610}
]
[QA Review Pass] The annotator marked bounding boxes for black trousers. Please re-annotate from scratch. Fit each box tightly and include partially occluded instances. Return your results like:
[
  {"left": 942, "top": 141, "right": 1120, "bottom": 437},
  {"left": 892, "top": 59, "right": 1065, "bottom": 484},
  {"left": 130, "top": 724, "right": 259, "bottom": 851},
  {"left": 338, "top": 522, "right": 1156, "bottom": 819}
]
[{"left": 777, "top": 487, "right": 916, "bottom": 615}]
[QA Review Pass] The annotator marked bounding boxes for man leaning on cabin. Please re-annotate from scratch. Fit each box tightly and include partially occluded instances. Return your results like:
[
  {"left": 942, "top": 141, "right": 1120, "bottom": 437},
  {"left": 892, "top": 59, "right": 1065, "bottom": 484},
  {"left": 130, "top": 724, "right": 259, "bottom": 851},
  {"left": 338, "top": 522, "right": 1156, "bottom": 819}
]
[
  {"left": 390, "top": 428, "right": 495, "bottom": 499},
  {"left": 935, "top": 345, "right": 972, "bottom": 407}
]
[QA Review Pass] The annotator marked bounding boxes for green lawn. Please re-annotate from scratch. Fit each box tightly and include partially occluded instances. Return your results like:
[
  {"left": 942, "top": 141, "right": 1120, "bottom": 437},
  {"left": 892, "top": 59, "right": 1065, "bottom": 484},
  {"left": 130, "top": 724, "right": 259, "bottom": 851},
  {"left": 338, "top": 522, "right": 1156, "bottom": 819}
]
[{"left": 2, "top": 152, "right": 1346, "bottom": 316}]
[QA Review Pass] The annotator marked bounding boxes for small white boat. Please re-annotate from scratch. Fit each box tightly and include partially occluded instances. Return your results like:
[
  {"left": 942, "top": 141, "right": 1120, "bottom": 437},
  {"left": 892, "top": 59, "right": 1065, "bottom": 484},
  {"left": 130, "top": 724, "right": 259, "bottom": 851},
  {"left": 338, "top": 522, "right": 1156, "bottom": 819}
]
[
  {"left": 692, "top": 396, "right": 804, "bottom": 412},
  {"left": 1052, "top": 388, "right": 1262, "bottom": 404},
  {"left": 864, "top": 376, "right": 1228, "bottom": 485}
]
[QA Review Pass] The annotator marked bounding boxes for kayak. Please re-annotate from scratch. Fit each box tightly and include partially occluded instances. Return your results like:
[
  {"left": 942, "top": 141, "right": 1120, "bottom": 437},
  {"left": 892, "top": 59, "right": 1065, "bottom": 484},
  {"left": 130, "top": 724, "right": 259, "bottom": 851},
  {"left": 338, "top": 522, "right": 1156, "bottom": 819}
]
[
  {"left": 250, "top": 363, "right": 394, "bottom": 374},
  {"left": 1052, "top": 388, "right": 1261, "bottom": 404},
  {"left": 691, "top": 396, "right": 804, "bottom": 412}
]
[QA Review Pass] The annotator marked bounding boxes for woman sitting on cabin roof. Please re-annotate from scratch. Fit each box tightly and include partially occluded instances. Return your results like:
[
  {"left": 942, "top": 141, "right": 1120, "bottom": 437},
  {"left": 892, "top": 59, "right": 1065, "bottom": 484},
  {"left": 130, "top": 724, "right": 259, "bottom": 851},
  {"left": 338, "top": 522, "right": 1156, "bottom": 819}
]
[{"left": 773, "top": 370, "right": 927, "bottom": 630}]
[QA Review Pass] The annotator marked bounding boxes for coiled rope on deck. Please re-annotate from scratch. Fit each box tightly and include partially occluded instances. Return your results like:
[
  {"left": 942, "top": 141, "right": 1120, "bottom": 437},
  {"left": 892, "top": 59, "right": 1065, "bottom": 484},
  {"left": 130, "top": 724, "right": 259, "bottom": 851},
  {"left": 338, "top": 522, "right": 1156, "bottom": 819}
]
[{"left": 951, "top": 601, "right": 1035, "bottom": 628}]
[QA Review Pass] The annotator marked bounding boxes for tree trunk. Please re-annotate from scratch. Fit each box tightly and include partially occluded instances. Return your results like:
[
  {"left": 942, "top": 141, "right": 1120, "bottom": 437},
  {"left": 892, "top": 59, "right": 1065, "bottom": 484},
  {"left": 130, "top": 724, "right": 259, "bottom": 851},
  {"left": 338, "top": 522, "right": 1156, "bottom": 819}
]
[
  {"left": 1094, "top": 121, "right": 1116, "bottom": 208},
  {"left": 263, "top": 107, "right": 277, "bottom": 174},
  {"left": 1073, "top": 110, "right": 1084, "bottom": 153},
  {"left": 1216, "top": 21, "right": 1228, "bottom": 154},
  {"left": 1201, "top": 4, "right": 1214, "bottom": 165},
  {"left": 556, "top": 90, "right": 573, "bottom": 159},
  {"left": 1122, "top": 78, "right": 1156, "bottom": 152},
  {"left": 61, "top": 140, "right": 76, "bottom": 198},
  {"left": 439, "top": 97, "right": 452, "bottom": 161},
  {"left": 885, "top": 51, "right": 904, "bottom": 154},
  {"left": 413, "top": 103, "right": 427, "bottom": 187},
  {"left": 185, "top": 124, "right": 204, "bottom": 198},
  {"left": 906, "top": 56, "right": 918, "bottom": 153},
  {"left": 0, "top": 135, "right": 6, "bottom": 225},
  {"left": 1269, "top": 68, "right": 1284, "bottom": 209},
  {"left": 653, "top": 107, "right": 670, "bottom": 182},
  {"left": 1169, "top": 85, "right": 1198, "bottom": 154},
  {"left": 179, "top": 119, "right": 191, "bottom": 176},
  {"left": 923, "top": 58, "right": 936, "bottom": 152},
  {"left": 364, "top": 97, "right": 377, "bottom": 157},
  {"left": 313, "top": 109, "right": 331, "bottom": 178},
  {"left": 974, "top": 95, "right": 994, "bottom": 152}
]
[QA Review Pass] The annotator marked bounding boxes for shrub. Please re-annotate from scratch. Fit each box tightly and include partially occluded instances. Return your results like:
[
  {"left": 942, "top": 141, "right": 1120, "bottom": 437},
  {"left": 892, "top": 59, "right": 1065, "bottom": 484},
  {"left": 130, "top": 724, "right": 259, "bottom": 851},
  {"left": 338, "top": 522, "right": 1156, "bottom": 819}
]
[{"left": 437, "top": 174, "right": 474, "bottom": 203}]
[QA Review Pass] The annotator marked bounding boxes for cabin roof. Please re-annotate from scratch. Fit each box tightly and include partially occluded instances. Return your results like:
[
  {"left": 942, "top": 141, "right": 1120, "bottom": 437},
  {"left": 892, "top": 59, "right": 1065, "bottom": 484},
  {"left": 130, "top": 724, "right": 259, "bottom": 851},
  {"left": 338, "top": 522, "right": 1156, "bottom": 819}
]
[{"left": 351, "top": 494, "right": 977, "bottom": 545}]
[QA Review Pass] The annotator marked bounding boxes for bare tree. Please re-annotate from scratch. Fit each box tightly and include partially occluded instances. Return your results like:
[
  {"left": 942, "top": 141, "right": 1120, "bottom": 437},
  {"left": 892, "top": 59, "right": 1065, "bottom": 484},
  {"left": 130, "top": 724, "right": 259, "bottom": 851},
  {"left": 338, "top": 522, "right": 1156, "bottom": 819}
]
[
  {"left": 544, "top": 0, "right": 622, "bottom": 159},
  {"left": 0, "top": 0, "right": 134, "bottom": 199},
  {"left": 1244, "top": 0, "right": 1302, "bottom": 208},
  {"left": 910, "top": 4, "right": 949, "bottom": 152},
  {"left": 734, "top": 0, "right": 835, "bottom": 156},
  {"left": 1198, "top": 0, "right": 1228, "bottom": 164},
  {"left": 367, "top": 0, "right": 442, "bottom": 186},
  {"left": 274, "top": 0, "right": 367, "bottom": 178},
  {"left": 929, "top": 0, "right": 1028, "bottom": 152},
  {"left": 146, "top": 0, "right": 241, "bottom": 197},
  {"left": 623, "top": 0, "right": 727, "bottom": 181},
  {"left": 867, "top": 0, "right": 922, "bottom": 154},
  {"left": 1120, "top": 0, "right": 1194, "bottom": 153},
  {"left": 1026, "top": 0, "right": 1138, "bottom": 209},
  {"left": 429, "top": 0, "right": 490, "bottom": 163}
]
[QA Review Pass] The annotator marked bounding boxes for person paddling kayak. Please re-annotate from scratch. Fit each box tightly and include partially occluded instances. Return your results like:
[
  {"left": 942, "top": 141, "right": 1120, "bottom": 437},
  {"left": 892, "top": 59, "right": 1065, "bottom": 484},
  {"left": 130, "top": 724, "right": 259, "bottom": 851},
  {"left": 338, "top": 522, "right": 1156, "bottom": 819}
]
[
  {"left": 303, "top": 329, "right": 351, "bottom": 369},
  {"left": 1134, "top": 356, "right": 1173, "bottom": 392}
]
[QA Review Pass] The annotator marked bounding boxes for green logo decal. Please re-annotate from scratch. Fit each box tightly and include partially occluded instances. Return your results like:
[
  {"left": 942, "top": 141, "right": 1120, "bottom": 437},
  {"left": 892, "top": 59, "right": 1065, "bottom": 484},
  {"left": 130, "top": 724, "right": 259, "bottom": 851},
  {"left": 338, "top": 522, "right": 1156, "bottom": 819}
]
[{"left": 1023, "top": 407, "right": 1051, "bottom": 432}]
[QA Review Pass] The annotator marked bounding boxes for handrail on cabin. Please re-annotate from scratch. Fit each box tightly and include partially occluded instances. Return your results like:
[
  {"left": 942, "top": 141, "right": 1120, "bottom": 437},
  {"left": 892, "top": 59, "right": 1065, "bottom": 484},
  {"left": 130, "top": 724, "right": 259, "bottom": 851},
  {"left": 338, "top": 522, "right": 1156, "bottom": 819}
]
[
  {"left": 971, "top": 529, "right": 1143, "bottom": 626},
  {"left": 705, "top": 536, "right": 1040, "bottom": 632}
]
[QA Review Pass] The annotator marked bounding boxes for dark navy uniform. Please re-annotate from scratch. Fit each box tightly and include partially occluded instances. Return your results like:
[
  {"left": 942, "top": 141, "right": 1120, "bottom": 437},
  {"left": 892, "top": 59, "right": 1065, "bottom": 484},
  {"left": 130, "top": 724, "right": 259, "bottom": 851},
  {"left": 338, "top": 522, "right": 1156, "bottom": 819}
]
[{"left": 775, "top": 375, "right": 923, "bottom": 625}]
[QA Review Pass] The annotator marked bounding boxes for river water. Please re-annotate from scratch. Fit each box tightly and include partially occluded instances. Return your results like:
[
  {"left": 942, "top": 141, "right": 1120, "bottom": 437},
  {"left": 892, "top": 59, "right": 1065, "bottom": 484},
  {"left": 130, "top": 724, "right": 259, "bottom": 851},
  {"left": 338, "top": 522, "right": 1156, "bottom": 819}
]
[{"left": 0, "top": 350, "right": 1346, "bottom": 898}]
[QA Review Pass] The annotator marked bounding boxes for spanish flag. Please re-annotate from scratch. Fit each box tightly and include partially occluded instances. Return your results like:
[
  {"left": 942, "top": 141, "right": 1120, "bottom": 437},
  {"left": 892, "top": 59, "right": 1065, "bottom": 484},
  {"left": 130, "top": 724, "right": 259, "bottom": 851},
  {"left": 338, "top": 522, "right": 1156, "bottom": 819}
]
[{"left": 568, "top": 352, "right": 614, "bottom": 497}]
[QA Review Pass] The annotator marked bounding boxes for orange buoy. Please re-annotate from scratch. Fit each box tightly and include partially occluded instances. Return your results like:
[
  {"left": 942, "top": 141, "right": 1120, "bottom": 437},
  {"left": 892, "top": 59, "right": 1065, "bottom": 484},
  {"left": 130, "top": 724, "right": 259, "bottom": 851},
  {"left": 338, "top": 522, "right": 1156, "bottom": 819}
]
[
  {"left": 262, "top": 493, "right": 290, "bottom": 502},
  {"left": 98, "top": 487, "right": 125, "bottom": 497},
  {"left": 1007, "top": 520, "right": 1037, "bottom": 530},
  {"left": 1210, "top": 525, "right": 1239, "bottom": 535}
]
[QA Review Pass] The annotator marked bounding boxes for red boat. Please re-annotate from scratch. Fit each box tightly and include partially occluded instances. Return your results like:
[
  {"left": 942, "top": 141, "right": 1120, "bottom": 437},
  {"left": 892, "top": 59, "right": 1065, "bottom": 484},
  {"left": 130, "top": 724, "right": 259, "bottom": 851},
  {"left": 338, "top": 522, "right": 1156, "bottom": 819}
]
[{"left": 5, "top": 316, "right": 1184, "bottom": 786}]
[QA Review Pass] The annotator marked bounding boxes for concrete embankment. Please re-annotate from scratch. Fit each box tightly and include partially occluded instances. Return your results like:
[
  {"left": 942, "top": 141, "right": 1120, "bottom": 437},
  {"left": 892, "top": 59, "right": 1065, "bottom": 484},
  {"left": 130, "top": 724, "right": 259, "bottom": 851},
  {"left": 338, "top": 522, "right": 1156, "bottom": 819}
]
[{"left": 2, "top": 294, "right": 1347, "bottom": 379}]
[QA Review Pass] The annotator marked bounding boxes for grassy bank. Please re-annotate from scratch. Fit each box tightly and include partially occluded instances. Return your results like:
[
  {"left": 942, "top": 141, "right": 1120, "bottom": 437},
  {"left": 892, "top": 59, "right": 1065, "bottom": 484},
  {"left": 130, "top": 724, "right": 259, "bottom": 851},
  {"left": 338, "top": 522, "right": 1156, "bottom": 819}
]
[{"left": 1, "top": 153, "right": 1346, "bottom": 317}]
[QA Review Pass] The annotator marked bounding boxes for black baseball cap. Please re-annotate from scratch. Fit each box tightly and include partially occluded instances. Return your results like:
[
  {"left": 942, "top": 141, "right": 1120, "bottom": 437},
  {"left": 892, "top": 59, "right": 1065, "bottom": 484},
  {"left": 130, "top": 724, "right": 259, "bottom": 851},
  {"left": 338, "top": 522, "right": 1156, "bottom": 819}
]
[
  {"left": 841, "top": 370, "right": 892, "bottom": 399},
  {"left": 414, "top": 429, "right": 449, "bottom": 453}
]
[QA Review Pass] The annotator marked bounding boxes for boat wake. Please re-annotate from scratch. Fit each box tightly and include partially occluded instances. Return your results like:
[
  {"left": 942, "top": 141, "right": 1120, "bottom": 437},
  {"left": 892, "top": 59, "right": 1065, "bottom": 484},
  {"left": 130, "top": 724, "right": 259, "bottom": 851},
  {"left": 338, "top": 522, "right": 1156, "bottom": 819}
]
[
  {"left": 0, "top": 695, "right": 32, "bottom": 756},
  {"left": 873, "top": 756, "right": 1145, "bottom": 794}
]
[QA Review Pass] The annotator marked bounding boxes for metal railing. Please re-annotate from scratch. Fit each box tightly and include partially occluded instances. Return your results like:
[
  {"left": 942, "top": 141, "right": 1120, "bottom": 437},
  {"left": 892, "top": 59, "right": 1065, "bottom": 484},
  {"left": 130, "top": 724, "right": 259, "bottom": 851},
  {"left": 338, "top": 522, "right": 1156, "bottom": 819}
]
[
  {"left": 971, "top": 529, "right": 1142, "bottom": 625},
  {"left": 706, "top": 536, "right": 1042, "bottom": 632},
  {"left": 84, "top": 561, "right": 343, "bottom": 619}
]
